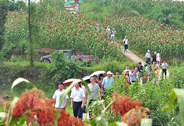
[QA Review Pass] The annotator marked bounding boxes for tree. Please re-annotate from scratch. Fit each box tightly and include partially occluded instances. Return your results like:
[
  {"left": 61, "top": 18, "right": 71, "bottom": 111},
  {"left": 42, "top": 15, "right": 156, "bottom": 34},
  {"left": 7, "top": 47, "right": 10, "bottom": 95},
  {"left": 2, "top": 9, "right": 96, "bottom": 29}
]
[
  {"left": 28, "top": 0, "right": 33, "bottom": 67},
  {"left": 0, "top": 0, "right": 9, "bottom": 49}
]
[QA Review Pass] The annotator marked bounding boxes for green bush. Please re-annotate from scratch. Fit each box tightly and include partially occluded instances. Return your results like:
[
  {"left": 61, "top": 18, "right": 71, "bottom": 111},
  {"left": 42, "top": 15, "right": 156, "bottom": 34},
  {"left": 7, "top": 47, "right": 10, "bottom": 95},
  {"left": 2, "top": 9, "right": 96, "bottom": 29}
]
[{"left": 45, "top": 51, "right": 82, "bottom": 85}]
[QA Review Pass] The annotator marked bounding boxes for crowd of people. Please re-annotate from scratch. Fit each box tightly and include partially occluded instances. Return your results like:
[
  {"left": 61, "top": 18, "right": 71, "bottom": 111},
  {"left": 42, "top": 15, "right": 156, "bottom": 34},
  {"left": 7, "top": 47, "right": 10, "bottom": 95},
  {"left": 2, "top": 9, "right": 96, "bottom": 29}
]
[
  {"left": 145, "top": 50, "right": 168, "bottom": 77},
  {"left": 52, "top": 59, "right": 168, "bottom": 120},
  {"left": 52, "top": 54, "right": 168, "bottom": 120}
]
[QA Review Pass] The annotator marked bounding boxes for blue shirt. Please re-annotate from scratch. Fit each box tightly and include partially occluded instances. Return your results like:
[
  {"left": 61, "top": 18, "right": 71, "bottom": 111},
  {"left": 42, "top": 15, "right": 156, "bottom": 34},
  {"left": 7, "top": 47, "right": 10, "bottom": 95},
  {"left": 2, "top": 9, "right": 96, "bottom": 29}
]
[
  {"left": 102, "top": 77, "right": 114, "bottom": 89},
  {"left": 52, "top": 89, "right": 68, "bottom": 108},
  {"left": 130, "top": 72, "right": 136, "bottom": 81},
  {"left": 88, "top": 83, "right": 100, "bottom": 100}
]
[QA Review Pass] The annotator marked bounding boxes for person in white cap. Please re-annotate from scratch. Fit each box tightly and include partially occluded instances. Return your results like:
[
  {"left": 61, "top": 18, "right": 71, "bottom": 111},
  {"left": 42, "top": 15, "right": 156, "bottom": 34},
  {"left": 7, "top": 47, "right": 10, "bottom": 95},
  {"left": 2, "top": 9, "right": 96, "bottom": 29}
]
[
  {"left": 106, "top": 26, "right": 110, "bottom": 38},
  {"left": 145, "top": 50, "right": 151, "bottom": 63},
  {"left": 156, "top": 51, "right": 161, "bottom": 63},
  {"left": 123, "top": 36, "right": 128, "bottom": 52},
  {"left": 75, "top": 4, "right": 79, "bottom": 15},
  {"left": 102, "top": 71, "right": 114, "bottom": 96},
  {"left": 152, "top": 52, "right": 157, "bottom": 69}
]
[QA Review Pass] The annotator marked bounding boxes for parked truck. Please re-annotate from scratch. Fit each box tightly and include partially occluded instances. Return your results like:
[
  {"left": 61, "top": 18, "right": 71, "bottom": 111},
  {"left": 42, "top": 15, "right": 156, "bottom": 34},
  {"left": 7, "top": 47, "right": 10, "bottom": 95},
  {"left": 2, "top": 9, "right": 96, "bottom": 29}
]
[{"left": 40, "top": 50, "right": 94, "bottom": 63}]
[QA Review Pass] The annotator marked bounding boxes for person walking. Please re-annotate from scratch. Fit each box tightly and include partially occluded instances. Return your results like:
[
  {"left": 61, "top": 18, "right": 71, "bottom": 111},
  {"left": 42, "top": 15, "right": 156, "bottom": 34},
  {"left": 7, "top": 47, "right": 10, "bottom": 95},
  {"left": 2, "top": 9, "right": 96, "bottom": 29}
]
[
  {"left": 102, "top": 71, "right": 114, "bottom": 96},
  {"left": 145, "top": 50, "right": 151, "bottom": 63},
  {"left": 93, "top": 75, "right": 99, "bottom": 83},
  {"left": 88, "top": 76, "right": 101, "bottom": 119},
  {"left": 137, "top": 62, "right": 143, "bottom": 83},
  {"left": 106, "top": 26, "right": 110, "bottom": 38},
  {"left": 145, "top": 63, "right": 152, "bottom": 81},
  {"left": 123, "top": 65, "right": 131, "bottom": 75},
  {"left": 75, "top": 4, "right": 79, "bottom": 15},
  {"left": 52, "top": 82, "right": 68, "bottom": 110},
  {"left": 113, "top": 70, "right": 121, "bottom": 80},
  {"left": 152, "top": 52, "right": 157, "bottom": 69},
  {"left": 130, "top": 67, "right": 137, "bottom": 83},
  {"left": 70, "top": 82, "right": 86, "bottom": 120},
  {"left": 124, "top": 70, "right": 131, "bottom": 85},
  {"left": 156, "top": 51, "right": 161, "bottom": 63},
  {"left": 155, "top": 61, "right": 160, "bottom": 76},
  {"left": 123, "top": 36, "right": 128, "bottom": 52},
  {"left": 162, "top": 61, "right": 168, "bottom": 77},
  {"left": 111, "top": 28, "right": 116, "bottom": 41},
  {"left": 98, "top": 74, "right": 104, "bottom": 91}
]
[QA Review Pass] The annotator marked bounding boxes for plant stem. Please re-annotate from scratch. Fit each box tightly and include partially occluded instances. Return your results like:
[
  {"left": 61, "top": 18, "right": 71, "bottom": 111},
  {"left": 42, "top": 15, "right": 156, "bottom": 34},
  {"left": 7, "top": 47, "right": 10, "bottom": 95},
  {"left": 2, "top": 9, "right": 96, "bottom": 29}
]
[{"left": 101, "top": 99, "right": 115, "bottom": 117}]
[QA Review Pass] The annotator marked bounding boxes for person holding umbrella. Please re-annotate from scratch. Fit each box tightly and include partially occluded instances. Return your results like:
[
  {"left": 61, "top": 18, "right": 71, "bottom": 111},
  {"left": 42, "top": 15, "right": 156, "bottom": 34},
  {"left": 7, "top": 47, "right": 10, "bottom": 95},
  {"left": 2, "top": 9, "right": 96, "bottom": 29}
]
[{"left": 52, "top": 82, "right": 68, "bottom": 110}]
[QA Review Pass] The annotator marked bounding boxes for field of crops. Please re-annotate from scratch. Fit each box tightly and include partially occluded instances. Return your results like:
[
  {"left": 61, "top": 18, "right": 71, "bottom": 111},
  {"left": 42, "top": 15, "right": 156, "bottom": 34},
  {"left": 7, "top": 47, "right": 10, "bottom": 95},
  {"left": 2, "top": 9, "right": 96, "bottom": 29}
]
[
  {"left": 4, "top": 7, "right": 124, "bottom": 61},
  {"left": 4, "top": 1, "right": 184, "bottom": 60}
]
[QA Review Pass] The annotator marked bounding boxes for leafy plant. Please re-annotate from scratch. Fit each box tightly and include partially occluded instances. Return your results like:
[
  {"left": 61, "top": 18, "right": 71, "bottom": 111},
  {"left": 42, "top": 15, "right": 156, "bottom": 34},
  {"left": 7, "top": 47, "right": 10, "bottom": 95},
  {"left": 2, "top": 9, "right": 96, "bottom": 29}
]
[{"left": 45, "top": 51, "right": 82, "bottom": 85}]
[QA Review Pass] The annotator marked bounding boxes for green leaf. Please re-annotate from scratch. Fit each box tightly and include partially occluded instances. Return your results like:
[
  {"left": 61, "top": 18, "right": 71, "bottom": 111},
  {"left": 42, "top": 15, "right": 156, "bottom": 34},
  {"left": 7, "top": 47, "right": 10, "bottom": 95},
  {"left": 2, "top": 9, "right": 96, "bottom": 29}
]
[
  {"left": 18, "top": 114, "right": 26, "bottom": 125},
  {"left": 7, "top": 97, "right": 19, "bottom": 125},
  {"left": 0, "top": 112, "right": 7, "bottom": 123},
  {"left": 86, "top": 117, "right": 108, "bottom": 126},
  {"left": 101, "top": 117, "right": 108, "bottom": 126},
  {"left": 141, "top": 119, "right": 152, "bottom": 126},
  {"left": 169, "top": 88, "right": 184, "bottom": 121},
  {"left": 109, "top": 122, "right": 128, "bottom": 126},
  {"left": 90, "top": 100, "right": 104, "bottom": 108},
  {"left": 0, "top": 123, "right": 6, "bottom": 126},
  {"left": 11, "top": 78, "right": 34, "bottom": 92},
  {"left": 55, "top": 109, "right": 60, "bottom": 120}
]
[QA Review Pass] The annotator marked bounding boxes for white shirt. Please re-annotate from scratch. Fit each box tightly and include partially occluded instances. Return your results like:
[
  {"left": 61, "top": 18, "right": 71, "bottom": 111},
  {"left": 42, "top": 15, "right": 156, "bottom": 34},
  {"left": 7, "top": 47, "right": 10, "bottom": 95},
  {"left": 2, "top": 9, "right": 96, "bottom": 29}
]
[
  {"left": 123, "top": 69, "right": 131, "bottom": 75},
  {"left": 106, "top": 28, "right": 110, "bottom": 33},
  {"left": 72, "top": 86, "right": 86, "bottom": 95},
  {"left": 75, "top": 6, "right": 79, "bottom": 11},
  {"left": 123, "top": 38, "right": 128, "bottom": 45},
  {"left": 156, "top": 53, "right": 161, "bottom": 62},
  {"left": 145, "top": 53, "right": 151, "bottom": 58},
  {"left": 162, "top": 63, "right": 168, "bottom": 69},
  {"left": 111, "top": 30, "right": 116, "bottom": 36},
  {"left": 88, "top": 83, "right": 100, "bottom": 100},
  {"left": 52, "top": 89, "right": 68, "bottom": 108},
  {"left": 70, "top": 87, "right": 85, "bottom": 102}
]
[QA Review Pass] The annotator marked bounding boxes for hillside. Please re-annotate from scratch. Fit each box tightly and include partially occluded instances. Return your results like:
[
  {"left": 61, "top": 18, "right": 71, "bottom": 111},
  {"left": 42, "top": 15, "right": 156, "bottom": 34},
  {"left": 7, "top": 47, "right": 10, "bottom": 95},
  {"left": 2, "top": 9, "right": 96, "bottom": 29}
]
[{"left": 79, "top": 0, "right": 184, "bottom": 29}]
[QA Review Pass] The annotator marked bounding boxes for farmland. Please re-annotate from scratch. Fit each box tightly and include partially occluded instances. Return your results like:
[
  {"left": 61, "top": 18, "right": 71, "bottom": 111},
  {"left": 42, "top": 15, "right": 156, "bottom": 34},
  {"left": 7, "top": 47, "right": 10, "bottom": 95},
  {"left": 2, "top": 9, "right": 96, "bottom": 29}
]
[{"left": 0, "top": 0, "right": 184, "bottom": 126}]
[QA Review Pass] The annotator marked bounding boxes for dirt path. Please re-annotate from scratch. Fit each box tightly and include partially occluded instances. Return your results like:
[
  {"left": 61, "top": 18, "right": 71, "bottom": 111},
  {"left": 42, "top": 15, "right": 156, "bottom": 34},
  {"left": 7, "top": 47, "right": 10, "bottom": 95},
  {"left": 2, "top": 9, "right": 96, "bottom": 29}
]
[
  {"left": 64, "top": 3, "right": 169, "bottom": 78},
  {"left": 64, "top": 3, "right": 76, "bottom": 14}
]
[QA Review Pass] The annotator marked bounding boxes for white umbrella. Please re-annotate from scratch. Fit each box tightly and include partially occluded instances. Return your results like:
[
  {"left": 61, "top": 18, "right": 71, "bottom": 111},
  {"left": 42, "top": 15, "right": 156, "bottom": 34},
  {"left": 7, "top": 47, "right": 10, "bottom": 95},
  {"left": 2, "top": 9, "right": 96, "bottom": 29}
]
[
  {"left": 82, "top": 76, "right": 91, "bottom": 81},
  {"left": 63, "top": 78, "right": 80, "bottom": 86},
  {"left": 90, "top": 70, "right": 106, "bottom": 77}
]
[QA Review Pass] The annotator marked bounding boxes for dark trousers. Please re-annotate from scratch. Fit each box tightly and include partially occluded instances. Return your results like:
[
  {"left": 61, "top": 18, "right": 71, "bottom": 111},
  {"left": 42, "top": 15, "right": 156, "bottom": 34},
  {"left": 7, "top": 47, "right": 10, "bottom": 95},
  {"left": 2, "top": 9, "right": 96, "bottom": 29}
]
[
  {"left": 146, "top": 58, "right": 150, "bottom": 63},
  {"left": 124, "top": 45, "right": 128, "bottom": 50},
  {"left": 73, "top": 101, "right": 82, "bottom": 118},
  {"left": 162, "top": 69, "right": 167, "bottom": 76}
]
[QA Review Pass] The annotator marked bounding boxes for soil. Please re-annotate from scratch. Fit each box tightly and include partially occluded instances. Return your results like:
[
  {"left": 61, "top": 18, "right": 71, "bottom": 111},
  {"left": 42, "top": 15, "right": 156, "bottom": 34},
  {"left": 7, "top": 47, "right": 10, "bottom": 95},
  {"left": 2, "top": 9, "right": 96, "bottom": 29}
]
[
  {"left": 0, "top": 94, "right": 6, "bottom": 105},
  {"left": 40, "top": 48, "right": 56, "bottom": 53}
]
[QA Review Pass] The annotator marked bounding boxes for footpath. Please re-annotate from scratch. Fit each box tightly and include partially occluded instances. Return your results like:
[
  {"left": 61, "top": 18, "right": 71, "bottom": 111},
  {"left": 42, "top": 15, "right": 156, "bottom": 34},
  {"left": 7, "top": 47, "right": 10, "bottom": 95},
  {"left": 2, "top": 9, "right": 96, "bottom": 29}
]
[
  {"left": 64, "top": 3, "right": 169, "bottom": 78},
  {"left": 64, "top": 3, "right": 145, "bottom": 64}
]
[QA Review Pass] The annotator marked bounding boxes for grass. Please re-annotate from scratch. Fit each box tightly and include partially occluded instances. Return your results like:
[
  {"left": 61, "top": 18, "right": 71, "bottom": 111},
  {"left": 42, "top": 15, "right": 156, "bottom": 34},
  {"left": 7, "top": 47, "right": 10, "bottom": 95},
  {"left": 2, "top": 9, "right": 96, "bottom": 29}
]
[
  {"left": 3, "top": 61, "right": 51, "bottom": 68},
  {"left": 65, "top": 99, "right": 73, "bottom": 115},
  {"left": 81, "top": 59, "right": 138, "bottom": 77},
  {"left": 79, "top": 2, "right": 134, "bottom": 20}
]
